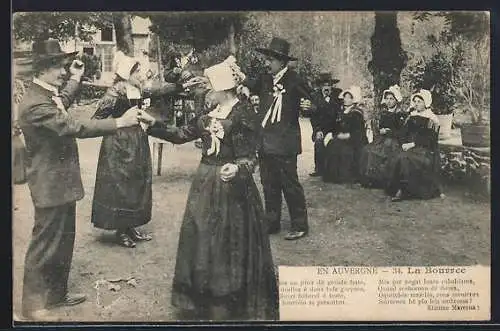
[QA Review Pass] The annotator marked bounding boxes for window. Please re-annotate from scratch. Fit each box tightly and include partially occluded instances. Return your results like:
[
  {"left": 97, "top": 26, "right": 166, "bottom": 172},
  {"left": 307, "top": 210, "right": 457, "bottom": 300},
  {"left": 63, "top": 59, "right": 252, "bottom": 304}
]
[
  {"left": 101, "top": 45, "right": 114, "bottom": 72},
  {"left": 101, "top": 26, "right": 113, "bottom": 42}
]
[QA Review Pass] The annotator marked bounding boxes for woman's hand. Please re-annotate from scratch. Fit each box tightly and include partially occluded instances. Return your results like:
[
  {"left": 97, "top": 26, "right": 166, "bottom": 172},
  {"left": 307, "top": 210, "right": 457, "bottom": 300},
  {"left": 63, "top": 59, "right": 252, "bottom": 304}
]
[
  {"left": 137, "top": 110, "right": 156, "bottom": 126},
  {"left": 220, "top": 163, "right": 239, "bottom": 182},
  {"left": 380, "top": 128, "right": 391, "bottom": 135},
  {"left": 183, "top": 76, "right": 209, "bottom": 89},
  {"left": 402, "top": 142, "right": 415, "bottom": 151},
  {"left": 337, "top": 132, "right": 351, "bottom": 140}
]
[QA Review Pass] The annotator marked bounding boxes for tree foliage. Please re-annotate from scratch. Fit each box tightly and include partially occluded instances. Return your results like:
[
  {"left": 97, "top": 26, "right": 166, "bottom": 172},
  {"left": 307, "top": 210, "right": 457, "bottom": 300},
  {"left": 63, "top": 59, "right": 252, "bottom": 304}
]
[
  {"left": 368, "top": 12, "right": 408, "bottom": 115},
  {"left": 147, "top": 12, "right": 248, "bottom": 52},
  {"left": 408, "top": 11, "right": 490, "bottom": 122},
  {"left": 12, "top": 12, "right": 112, "bottom": 43}
]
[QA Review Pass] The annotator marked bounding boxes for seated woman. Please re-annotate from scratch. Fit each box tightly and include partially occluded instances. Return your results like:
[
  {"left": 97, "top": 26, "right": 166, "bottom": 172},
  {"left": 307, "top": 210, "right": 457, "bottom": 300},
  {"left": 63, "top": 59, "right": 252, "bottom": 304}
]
[
  {"left": 322, "top": 85, "right": 368, "bottom": 184},
  {"left": 137, "top": 57, "right": 278, "bottom": 321},
  {"left": 359, "top": 85, "right": 408, "bottom": 188},
  {"left": 386, "top": 89, "right": 443, "bottom": 201}
]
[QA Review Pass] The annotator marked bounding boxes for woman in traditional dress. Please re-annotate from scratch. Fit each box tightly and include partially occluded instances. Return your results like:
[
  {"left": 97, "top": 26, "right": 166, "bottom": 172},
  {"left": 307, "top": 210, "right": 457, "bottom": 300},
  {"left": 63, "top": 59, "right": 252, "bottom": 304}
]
[
  {"left": 386, "top": 89, "right": 443, "bottom": 201},
  {"left": 90, "top": 55, "right": 187, "bottom": 247},
  {"left": 322, "top": 85, "right": 368, "bottom": 184},
  {"left": 359, "top": 85, "right": 408, "bottom": 188},
  {"left": 138, "top": 57, "right": 278, "bottom": 321}
]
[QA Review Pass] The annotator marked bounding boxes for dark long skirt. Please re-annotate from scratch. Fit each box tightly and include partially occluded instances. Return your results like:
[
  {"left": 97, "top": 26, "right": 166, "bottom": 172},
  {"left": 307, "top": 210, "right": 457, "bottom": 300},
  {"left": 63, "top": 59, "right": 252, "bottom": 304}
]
[
  {"left": 91, "top": 126, "right": 152, "bottom": 230},
  {"left": 385, "top": 147, "right": 441, "bottom": 199},
  {"left": 171, "top": 162, "right": 279, "bottom": 321},
  {"left": 322, "top": 139, "right": 361, "bottom": 184},
  {"left": 359, "top": 136, "right": 401, "bottom": 188}
]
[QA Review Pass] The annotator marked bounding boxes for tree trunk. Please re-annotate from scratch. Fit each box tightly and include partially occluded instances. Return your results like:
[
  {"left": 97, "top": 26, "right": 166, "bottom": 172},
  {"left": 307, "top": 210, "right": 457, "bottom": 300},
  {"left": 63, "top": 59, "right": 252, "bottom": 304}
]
[
  {"left": 113, "top": 13, "right": 134, "bottom": 56},
  {"left": 368, "top": 12, "right": 407, "bottom": 113}
]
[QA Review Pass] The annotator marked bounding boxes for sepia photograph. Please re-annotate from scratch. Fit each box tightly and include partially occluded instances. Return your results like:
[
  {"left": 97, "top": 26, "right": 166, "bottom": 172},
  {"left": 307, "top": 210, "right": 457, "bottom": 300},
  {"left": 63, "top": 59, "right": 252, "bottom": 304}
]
[{"left": 11, "top": 11, "right": 490, "bottom": 323}]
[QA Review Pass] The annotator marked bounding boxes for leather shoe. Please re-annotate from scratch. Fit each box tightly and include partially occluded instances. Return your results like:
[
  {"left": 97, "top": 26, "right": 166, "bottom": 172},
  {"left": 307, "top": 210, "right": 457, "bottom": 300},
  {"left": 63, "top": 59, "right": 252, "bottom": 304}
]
[
  {"left": 284, "top": 231, "right": 308, "bottom": 240},
  {"left": 309, "top": 172, "right": 321, "bottom": 177},
  {"left": 47, "top": 293, "right": 87, "bottom": 309}
]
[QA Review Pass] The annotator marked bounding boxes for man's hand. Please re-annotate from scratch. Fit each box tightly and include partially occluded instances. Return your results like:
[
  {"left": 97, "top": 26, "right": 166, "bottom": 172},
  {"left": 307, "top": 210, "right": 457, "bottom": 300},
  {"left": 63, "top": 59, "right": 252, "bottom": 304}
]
[
  {"left": 300, "top": 98, "right": 312, "bottom": 111},
  {"left": 337, "top": 132, "right": 350, "bottom": 140},
  {"left": 315, "top": 131, "right": 324, "bottom": 141},
  {"left": 220, "top": 163, "right": 239, "bottom": 182},
  {"left": 69, "top": 60, "right": 84, "bottom": 82},
  {"left": 137, "top": 110, "right": 156, "bottom": 126},
  {"left": 172, "top": 67, "right": 182, "bottom": 75},
  {"left": 115, "top": 106, "right": 139, "bottom": 128}
]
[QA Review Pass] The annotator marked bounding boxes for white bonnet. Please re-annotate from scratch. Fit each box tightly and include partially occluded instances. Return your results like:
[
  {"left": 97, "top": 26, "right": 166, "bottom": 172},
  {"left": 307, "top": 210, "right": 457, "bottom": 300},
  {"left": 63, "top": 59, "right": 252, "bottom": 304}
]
[
  {"left": 382, "top": 84, "right": 403, "bottom": 104},
  {"left": 339, "top": 85, "right": 362, "bottom": 104},
  {"left": 411, "top": 89, "right": 432, "bottom": 108},
  {"left": 114, "top": 52, "right": 140, "bottom": 81},
  {"left": 203, "top": 55, "right": 246, "bottom": 92}
]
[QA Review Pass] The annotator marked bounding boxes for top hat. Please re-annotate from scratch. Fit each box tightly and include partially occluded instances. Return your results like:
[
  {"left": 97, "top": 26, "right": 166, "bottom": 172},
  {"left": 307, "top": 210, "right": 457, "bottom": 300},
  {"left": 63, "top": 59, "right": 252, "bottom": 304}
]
[
  {"left": 255, "top": 37, "right": 297, "bottom": 61},
  {"left": 30, "top": 39, "right": 78, "bottom": 65},
  {"left": 316, "top": 72, "right": 340, "bottom": 85}
]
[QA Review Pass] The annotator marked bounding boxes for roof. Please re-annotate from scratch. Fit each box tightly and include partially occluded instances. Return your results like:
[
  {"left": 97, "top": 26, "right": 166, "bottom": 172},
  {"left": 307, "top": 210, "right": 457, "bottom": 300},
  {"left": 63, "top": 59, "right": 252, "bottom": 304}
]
[{"left": 131, "top": 16, "right": 152, "bottom": 35}]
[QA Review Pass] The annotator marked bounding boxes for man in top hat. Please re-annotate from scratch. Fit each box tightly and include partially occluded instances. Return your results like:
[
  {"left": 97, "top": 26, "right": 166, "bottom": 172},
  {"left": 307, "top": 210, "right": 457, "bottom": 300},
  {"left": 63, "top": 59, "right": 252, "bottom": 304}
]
[
  {"left": 243, "top": 37, "right": 316, "bottom": 241},
  {"left": 17, "top": 39, "right": 139, "bottom": 321},
  {"left": 309, "top": 73, "right": 342, "bottom": 177}
]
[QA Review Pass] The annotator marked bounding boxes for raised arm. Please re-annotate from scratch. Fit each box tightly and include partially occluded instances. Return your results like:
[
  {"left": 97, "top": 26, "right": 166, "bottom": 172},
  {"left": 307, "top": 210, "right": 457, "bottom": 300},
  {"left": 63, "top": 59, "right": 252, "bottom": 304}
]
[
  {"left": 146, "top": 116, "right": 202, "bottom": 144},
  {"left": 24, "top": 101, "right": 118, "bottom": 138},
  {"left": 57, "top": 78, "right": 81, "bottom": 109}
]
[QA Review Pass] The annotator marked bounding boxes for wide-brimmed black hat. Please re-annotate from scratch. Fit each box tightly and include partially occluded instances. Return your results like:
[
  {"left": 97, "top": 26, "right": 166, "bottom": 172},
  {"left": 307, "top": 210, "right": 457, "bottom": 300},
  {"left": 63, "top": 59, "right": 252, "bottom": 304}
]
[
  {"left": 316, "top": 72, "right": 340, "bottom": 85},
  {"left": 255, "top": 37, "right": 297, "bottom": 61},
  {"left": 27, "top": 39, "right": 79, "bottom": 65}
]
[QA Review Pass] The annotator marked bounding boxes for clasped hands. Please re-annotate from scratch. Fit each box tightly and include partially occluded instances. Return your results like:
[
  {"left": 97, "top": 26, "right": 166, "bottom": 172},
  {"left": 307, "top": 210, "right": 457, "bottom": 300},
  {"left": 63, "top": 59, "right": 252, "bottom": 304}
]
[{"left": 220, "top": 163, "right": 239, "bottom": 182}]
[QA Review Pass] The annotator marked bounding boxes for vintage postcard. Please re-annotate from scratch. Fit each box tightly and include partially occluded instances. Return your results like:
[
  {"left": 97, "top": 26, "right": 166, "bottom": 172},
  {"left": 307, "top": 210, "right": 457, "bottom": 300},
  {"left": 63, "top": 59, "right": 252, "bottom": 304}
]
[{"left": 11, "top": 11, "right": 490, "bottom": 324}]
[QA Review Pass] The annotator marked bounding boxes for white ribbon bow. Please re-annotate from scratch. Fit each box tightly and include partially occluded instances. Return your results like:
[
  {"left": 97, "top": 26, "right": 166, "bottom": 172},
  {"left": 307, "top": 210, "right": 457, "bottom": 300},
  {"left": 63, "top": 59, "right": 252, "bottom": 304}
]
[
  {"left": 206, "top": 118, "right": 225, "bottom": 156},
  {"left": 261, "top": 67, "right": 288, "bottom": 128},
  {"left": 323, "top": 132, "right": 333, "bottom": 147}
]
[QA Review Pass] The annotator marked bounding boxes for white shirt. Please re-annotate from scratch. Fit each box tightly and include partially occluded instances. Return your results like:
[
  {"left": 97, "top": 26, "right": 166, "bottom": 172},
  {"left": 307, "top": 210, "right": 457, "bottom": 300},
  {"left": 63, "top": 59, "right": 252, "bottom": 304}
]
[
  {"left": 33, "top": 78, "right": 59, "bottom": 95},
  {"left": 273, "top": 66, "right": 288, "bottom": 85},
  {"left": 179, "top": 49, "right": 194, "bottom": 69}
]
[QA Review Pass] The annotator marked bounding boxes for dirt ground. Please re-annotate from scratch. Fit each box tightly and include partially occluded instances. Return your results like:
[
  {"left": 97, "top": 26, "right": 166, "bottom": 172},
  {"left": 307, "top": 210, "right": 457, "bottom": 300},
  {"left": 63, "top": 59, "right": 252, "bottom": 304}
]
[{"left": 12, "top": 106, "right": 490, "bottom": 322}]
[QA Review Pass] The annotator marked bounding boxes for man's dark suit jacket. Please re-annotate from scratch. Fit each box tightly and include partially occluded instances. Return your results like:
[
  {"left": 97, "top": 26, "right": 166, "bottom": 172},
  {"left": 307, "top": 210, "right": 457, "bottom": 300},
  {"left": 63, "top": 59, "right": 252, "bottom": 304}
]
[
  {"left": 309, "top": 90, "right": 342, "bottom": 141},
  {"left": 246, "top": 69, "right": 314, "bottom": 156},
  {"left": 18, "top": 79, "right": 118, "bottom": 208}
]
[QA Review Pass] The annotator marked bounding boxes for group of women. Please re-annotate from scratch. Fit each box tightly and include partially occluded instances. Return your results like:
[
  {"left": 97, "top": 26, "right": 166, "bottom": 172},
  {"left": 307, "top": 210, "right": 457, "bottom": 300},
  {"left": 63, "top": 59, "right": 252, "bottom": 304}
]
[
  {"left": 88, "top": 54, "right": 278, "bottom": 321},
  {"left": 320, "top": 84, "right": 443, "bottom": 202}
]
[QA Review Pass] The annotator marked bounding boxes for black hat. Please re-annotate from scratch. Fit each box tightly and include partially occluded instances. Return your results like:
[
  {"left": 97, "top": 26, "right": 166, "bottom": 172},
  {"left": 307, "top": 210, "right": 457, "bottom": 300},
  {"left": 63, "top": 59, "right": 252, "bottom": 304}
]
[
  {"left": 316, "top": 72, "right": 340, "bottom": 85},
  {"left": 29, "top": 39, "right": 78, "bottom": 65},
  {"left": 255, "top": 37, "right": 297, "bottom": 61}
]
